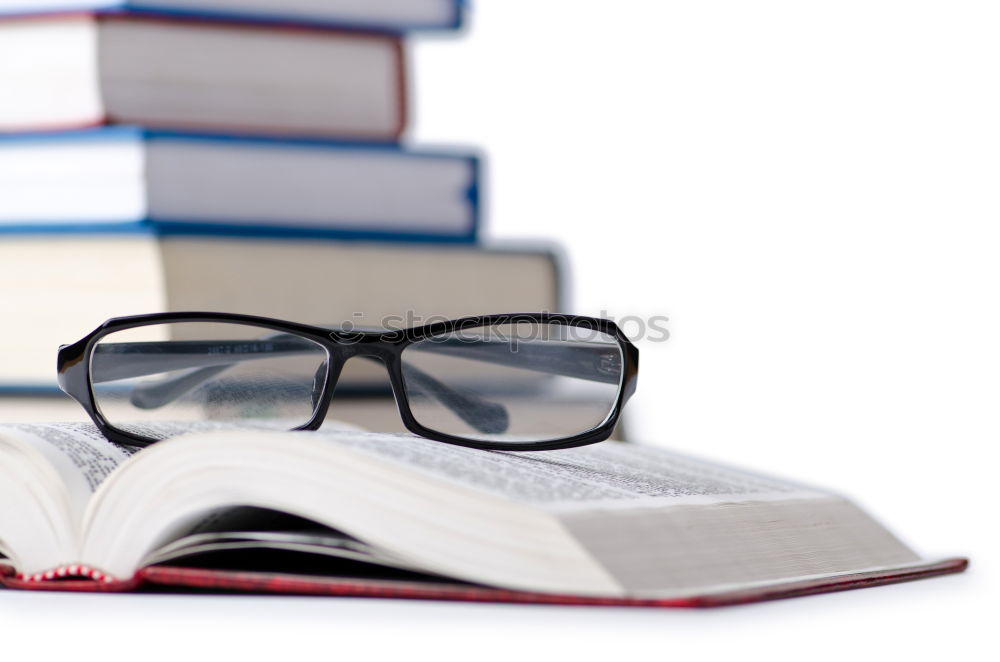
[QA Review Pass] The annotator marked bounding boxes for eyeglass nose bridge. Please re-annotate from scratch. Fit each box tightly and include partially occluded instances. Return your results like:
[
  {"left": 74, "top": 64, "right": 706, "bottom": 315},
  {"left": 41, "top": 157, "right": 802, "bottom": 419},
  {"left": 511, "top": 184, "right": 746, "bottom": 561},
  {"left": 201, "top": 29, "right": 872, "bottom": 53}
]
[
  {"left": 317, "top": 343, "right": 512, "bottom": 437},
  {"left": 322, "top": 332, "right": 401, "bottom": 361},
  {"left": 309, "top": 340, "right": 399, "bottom": 416}
]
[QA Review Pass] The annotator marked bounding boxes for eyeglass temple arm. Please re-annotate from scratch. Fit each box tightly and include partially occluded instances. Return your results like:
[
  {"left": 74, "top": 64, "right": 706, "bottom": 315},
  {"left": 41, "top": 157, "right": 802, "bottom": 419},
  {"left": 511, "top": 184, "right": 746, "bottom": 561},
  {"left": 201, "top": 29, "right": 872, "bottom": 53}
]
[
  {"left": 399, "top": 363, "right": 509, "bottom": 434},
  {"left": 90, "top": 339, "right": 311, "bottom": 383},
  {"left": 91, "top": 339, "right": 510, "bottom": 435},
  {"left": 405, "top": 337, "right": 624, "bottom": 385},
  {"left": 92, "top": 335, "right": 622, "bottom": 387},
  {"left": 93, "top": 334, "right": 622, "bottom": 383}
]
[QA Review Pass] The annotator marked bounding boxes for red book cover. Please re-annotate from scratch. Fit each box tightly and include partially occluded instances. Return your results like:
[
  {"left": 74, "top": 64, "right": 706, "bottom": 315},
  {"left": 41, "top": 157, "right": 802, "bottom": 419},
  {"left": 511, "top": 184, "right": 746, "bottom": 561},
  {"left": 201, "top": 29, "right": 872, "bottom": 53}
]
[{"left": 0, "top": 558, "right": 968, "bottom": 608}]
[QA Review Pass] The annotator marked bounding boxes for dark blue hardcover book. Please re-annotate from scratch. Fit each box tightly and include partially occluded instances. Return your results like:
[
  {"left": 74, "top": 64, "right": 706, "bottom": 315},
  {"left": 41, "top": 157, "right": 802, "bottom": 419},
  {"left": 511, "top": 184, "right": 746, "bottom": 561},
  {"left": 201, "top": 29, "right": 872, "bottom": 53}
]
[
  {"left": 0, "top": 127, "right": 481, "bottom": 243},
  {"left": 0, "top": 0, "right": 466, "bottom": 32}
]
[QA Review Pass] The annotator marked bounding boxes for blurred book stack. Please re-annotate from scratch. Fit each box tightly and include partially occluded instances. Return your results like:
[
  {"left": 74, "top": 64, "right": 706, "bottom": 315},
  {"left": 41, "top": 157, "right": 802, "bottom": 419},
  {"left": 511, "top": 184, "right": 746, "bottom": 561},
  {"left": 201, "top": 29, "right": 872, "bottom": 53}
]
[{"left": 0, "top": 2, "right": 622, "bottom": 438}]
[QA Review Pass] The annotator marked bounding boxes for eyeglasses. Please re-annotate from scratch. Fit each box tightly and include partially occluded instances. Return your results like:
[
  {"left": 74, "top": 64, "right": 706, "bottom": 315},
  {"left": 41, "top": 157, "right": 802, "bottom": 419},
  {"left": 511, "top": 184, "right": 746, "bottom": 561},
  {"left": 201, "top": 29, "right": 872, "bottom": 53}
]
[{"left": 57, "top": 312, "right": 639, "bottom": 451}]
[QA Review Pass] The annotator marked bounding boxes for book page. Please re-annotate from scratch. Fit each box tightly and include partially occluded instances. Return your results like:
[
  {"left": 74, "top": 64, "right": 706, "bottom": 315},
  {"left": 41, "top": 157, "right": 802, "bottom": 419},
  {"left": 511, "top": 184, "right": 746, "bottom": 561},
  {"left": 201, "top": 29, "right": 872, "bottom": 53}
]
[
  {"left": 0, "top": 419, "right": 361, "bottom": 504},
  {"left": 323, "top": 432, "right": 824, "bottom": 511},
  {"left": 0, "top": 423, "right": 135, "bottom": 520},
  {"left": 317, "top": 432, "right": 921, "bottom": 597}
]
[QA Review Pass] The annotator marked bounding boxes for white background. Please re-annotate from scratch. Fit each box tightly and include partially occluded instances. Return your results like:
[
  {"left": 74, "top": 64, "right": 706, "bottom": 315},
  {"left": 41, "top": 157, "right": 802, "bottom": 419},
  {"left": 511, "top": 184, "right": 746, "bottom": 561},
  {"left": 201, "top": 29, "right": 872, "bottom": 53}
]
[{"left": 3, "top": 1, "right": 996, "bottom": 660}]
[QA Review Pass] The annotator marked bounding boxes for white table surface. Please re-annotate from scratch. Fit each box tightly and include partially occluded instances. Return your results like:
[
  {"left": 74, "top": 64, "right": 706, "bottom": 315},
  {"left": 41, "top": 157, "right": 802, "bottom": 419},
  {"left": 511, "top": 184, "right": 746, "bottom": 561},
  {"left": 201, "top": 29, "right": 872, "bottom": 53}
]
[{"left": 0, "top": 566, "right": 985, "bottom": 661}]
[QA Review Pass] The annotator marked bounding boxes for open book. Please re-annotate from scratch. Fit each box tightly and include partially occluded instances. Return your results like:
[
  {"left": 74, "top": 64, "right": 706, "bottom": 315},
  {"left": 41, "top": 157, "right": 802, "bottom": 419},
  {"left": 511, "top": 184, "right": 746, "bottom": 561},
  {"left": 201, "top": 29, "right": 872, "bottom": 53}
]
[{"left": 0, "top": 423, "right": 965, "bottom": 606}]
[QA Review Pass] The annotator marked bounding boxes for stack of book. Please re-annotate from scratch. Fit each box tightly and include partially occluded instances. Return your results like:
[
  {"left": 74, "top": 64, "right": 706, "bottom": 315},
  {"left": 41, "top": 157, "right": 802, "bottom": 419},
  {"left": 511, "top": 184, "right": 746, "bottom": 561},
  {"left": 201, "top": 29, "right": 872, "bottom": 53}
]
[{"left": 0, "top": 1, "right": 601, "bottom": 434}]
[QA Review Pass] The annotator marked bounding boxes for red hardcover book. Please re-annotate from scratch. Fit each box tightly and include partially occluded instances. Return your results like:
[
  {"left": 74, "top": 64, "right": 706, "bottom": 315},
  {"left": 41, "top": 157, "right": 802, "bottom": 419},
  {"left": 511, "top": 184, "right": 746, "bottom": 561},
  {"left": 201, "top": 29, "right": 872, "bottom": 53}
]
[
  {"left": 0, "top": 424, "right": 968, "bottom": 607},
  {"left": 0, "top": 12, "right": 407, "bottom": 139}
]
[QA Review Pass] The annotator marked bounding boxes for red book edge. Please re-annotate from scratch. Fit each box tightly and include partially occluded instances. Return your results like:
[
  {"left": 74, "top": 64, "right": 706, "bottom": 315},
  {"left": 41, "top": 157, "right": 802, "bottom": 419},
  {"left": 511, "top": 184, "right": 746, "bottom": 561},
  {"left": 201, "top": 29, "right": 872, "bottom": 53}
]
[
  {"left": 0, "top": 558, "right": 969, "bottom": 608},
  {"left": 0, "top": 12, "right": 407, "bottom": 141}
]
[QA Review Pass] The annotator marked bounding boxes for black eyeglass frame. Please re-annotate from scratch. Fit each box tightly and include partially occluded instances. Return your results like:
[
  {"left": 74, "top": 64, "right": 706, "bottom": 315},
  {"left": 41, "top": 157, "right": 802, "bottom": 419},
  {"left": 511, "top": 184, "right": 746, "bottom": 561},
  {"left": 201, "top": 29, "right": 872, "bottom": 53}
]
[{"left": 57, "top": 312, "right": 639, "bottom": 452}]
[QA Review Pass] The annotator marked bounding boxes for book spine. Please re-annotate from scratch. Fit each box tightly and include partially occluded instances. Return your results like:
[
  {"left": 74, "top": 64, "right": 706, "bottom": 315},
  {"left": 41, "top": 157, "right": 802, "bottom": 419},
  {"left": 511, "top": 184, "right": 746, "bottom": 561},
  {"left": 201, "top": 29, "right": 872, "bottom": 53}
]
[
  {"left": 0, "top": 561, "right": 136, "bottom": 592},
  {"left": 15, "top": 564, "right": 115, "bottom": 583}
]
